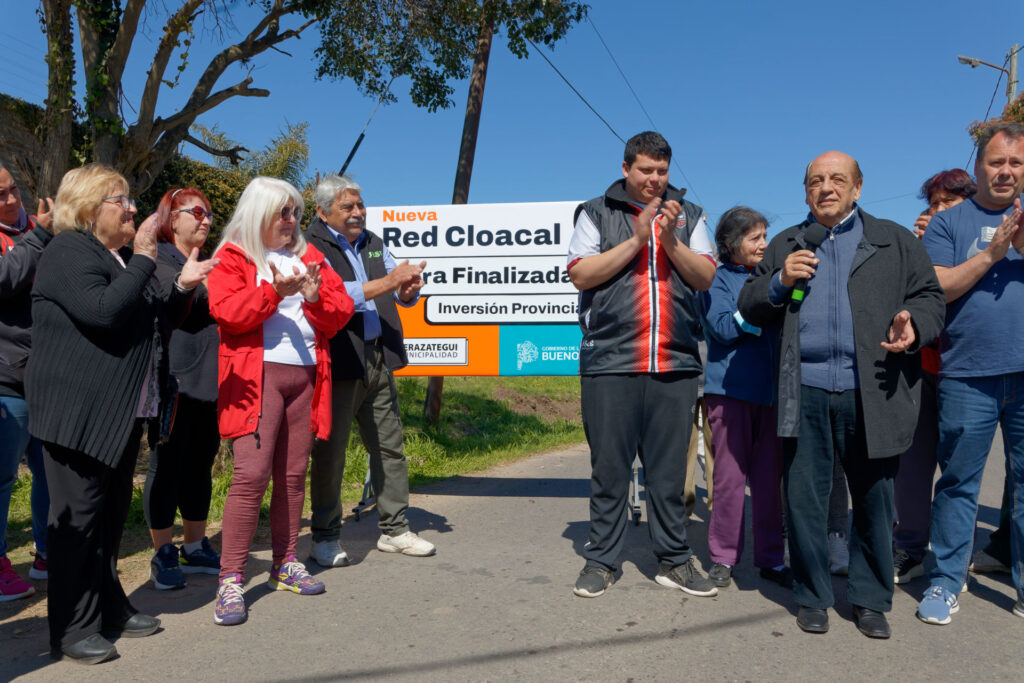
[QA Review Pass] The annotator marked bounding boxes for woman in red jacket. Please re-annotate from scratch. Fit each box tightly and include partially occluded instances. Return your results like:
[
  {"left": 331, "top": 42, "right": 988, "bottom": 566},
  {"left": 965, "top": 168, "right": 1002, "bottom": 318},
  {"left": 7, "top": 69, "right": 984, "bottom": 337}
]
[{"left": 207, "top": 176, "right": 353, "bottom": 626}]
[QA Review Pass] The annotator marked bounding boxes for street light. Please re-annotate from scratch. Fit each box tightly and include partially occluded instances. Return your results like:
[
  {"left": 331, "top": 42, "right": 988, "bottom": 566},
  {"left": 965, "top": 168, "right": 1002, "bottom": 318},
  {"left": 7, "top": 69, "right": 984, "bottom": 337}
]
[{"left": 957, "top": 45, "right": 1019, "bottom": 104}]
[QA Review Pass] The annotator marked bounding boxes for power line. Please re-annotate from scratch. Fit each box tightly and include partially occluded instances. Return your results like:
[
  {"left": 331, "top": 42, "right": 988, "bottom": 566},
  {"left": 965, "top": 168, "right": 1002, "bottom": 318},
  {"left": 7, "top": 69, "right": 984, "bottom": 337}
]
[
  {"left": 965, "top": 51, "right": 1013, "bottom": 167},
  {"left": 587, "top": 15, "right": 704, "bottom": 207},
  {"left": 523, "top": 36, "right": 624, "bottom": 145}
]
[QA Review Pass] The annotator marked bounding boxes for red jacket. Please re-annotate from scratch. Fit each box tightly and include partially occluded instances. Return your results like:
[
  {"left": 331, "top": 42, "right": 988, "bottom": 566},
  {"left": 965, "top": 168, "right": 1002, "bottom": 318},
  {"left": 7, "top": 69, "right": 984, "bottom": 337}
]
[{"left": 207, "top": 242, "right": 354, "bottom": 440}]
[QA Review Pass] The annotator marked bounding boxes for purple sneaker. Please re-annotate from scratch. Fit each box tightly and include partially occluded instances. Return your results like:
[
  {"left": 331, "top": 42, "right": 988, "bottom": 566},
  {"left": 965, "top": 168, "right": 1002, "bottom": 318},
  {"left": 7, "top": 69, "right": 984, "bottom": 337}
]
[
  {"left": 213, "top": 574, "right": 247, "bottom": 626},
  {"left": 267, "top": 556, "right": 325, "bottom": 595}
]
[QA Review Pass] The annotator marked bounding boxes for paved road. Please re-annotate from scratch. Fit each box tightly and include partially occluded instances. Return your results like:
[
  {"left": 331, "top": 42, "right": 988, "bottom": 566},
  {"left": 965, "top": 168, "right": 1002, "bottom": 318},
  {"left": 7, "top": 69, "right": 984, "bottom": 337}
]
[{"left": 3, "top": 439, "right": 1021, "bottom": 681}]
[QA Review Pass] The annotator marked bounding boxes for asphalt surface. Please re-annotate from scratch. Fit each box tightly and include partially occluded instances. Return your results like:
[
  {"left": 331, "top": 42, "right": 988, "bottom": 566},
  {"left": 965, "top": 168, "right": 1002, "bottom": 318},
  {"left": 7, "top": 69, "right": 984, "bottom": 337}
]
[{"left": 2, "top": 437, "right": 1021, "bottom": 681}]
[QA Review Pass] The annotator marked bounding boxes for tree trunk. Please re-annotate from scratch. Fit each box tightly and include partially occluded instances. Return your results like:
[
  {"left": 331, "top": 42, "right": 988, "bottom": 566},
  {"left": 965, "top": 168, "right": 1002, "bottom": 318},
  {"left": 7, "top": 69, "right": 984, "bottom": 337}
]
[
  {"left": 424, "top": 4, "right": 494, "bottom": 426},
  {"left": 38, "top": 0, "right": 75, "bottom": 199}
]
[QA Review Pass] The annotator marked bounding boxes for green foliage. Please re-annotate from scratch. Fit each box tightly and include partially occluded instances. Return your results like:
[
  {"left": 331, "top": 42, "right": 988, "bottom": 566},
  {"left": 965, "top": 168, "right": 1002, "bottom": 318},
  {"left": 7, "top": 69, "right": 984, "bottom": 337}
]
[
  {"left": 968, "top": 92, "right": 1024, "bottom": 142},
  {"left": 136, "top": 154, "right": 250, "bottom": 250},
  {"left": 136, "top": 121, "right": 312, "bottom": 248},
  {"left": 313, "top": 0, "right": 588, "bottom": 112}
]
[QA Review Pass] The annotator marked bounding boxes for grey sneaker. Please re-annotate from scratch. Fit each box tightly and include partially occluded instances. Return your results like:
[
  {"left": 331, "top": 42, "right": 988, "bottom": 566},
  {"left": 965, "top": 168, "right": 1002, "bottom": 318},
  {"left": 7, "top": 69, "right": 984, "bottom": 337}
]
[
  {"left": 969, "top": 549, "right": 1009, "bottom": 574},
  {"left": 1014, "top": 601, "right": 1024, "bottom": 619},
  {"left": 656, "top": 557, "right": 719, "bottom": 597},
  {"left": 573, "top": 566, "right": 612, "bottom": 598},
  {"left": 709, "top": 563, "right": 732, "bottom": 587}
]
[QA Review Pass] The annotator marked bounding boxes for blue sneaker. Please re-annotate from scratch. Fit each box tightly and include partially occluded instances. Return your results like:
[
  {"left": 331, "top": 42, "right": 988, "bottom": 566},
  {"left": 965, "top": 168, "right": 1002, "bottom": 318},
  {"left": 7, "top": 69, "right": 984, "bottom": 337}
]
[
  {"left": 151, "top": 543, "right": 186, "bottom": 590},
  {"left": 917, "top": 585, "right": 959, "bottom": 625},
  {"left": 180, "top": 537, "right": 221, "bottom": 575}
]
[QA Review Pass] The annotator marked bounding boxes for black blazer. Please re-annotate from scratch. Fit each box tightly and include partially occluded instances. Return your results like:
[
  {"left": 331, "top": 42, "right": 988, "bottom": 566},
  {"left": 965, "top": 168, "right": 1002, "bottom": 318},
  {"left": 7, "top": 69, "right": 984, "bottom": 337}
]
[{"left": 26, "top": 230, "right": 191, "bottom": 466}]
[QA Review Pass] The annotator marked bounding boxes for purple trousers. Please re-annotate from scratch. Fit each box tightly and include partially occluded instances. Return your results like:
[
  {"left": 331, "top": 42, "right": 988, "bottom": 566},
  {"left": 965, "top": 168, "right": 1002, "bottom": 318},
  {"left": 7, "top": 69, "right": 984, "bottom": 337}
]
[{"left": 706, "top": 394, "right": 785, "bottom": 568}]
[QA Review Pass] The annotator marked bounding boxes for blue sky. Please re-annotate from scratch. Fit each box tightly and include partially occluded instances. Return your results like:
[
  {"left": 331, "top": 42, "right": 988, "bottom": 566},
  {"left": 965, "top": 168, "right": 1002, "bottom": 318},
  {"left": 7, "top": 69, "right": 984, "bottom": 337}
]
[{"left": 2, "top": 1, "right": 1022, "bottom": 235}]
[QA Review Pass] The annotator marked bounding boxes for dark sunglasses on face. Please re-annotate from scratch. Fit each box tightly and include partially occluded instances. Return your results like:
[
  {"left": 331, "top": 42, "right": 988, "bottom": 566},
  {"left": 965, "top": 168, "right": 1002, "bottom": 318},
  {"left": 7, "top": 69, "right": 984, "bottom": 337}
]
[
  {"left": 174, "top": 206, "right": 214, "bottom": 223},
  {"left": 279, "top": 205, "right": 302, "bottom": 222}
]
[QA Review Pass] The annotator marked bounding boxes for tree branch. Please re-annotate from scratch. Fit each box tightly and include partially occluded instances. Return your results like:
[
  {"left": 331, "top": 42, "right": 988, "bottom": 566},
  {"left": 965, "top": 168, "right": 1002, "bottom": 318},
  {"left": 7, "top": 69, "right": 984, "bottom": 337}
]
[
  {"left": 107, "top": 0, "right": 147, "bottom": 85},
  {"left": 137, "top": 0, "right": 205, "bottom": 129},
  {"left": 153, "top": 77, "right": 270, "bottom": 137},
  {"left": 182, "top": 134, "right": 248, "bottom": 165}
]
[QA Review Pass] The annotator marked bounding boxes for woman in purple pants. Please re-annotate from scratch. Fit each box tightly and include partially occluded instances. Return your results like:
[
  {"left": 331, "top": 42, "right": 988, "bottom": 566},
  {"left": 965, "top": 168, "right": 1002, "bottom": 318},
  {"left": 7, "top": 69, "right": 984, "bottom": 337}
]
[{"left": 701, "top": 207, "right": 789, "bottom": 589}]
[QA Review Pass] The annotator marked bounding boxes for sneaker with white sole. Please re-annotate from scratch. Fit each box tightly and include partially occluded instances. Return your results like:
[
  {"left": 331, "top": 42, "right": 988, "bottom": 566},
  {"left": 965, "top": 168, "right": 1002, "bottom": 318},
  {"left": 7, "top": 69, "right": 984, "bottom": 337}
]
[
  {"left": 0, "top": 557, "right": 34, "bottom": 601},
  {"left": 893, "top": 549, "right": 924, "bottom": 584},
  {"left": 573, "top": 565, "right": 613, "bottom": 598},
  {"left": 1014, "top": 600, "right": 1024, "bottom": 619},
  {"left": 267, "top": 556, "right": 325, "bottom": 595},
  {"left": 310, "top": 539, "right": 350, "bottom": 568},
  {"left": 917, "top": 585, "right": 959, "bottom": 625},
  {"left": 377, "top": 531, "right": 436, "bottom": 557},
  {"left": 179, "top": 537, "right": 220, "bottom": 575},
  {"left": 969, "top": 548, "right": 1010, "bottom": 574},
  {"left": 213, "top": 574, "right": 247, "bottom": 626},
  {"left": 656, "top": 557, "right": 719, "bottom": 597},
  {"left": 828, "top": 532, "right": 849, "bottom": 576}
]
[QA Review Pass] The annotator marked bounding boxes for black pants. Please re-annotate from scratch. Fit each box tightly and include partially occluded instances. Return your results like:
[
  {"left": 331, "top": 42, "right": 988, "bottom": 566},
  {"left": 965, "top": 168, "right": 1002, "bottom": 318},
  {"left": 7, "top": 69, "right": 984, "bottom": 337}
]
[
  {"left": 43, "top": 421, "right": 142, "bottom": 652},
  {"left": 143, "top": 396, "right": 219, "bottom": 529},
  {"left": 580, "top": 372, "right": 697, "bottom": 570},
  {"left": 783, "top": 386, "right": 898, "bottom": 612}
]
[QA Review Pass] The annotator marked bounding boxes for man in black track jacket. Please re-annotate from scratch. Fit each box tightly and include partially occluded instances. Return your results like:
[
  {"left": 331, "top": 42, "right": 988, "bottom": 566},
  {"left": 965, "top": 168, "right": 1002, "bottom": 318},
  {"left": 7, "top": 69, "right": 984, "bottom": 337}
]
[{"left": 566, "top": 131, "right": 718, "bottom": 599}]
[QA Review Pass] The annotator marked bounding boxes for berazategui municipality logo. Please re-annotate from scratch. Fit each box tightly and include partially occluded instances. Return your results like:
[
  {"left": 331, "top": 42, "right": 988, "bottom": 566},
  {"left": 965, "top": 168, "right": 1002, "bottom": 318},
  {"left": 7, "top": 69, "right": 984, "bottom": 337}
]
[{"left": 517, "top": 341, "right": 539, "bottom": 370}]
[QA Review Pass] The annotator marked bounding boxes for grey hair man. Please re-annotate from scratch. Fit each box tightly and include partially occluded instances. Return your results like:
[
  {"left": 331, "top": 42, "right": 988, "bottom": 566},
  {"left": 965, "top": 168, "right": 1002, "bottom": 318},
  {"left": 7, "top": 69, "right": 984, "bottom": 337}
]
[{"left": 305, "top": 174, "right": 435, "bottom": 563}]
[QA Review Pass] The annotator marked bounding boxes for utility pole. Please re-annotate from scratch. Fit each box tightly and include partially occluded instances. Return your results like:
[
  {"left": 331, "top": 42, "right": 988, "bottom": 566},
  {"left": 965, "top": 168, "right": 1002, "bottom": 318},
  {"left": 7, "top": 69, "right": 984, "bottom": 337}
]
[
  {"left": 1008, "top": 43, "right": 1019, "bottom": 104},
  {"left": 958, "top": 43, "right": 1019, "bottom": 105},
  {"left": 424, "top": 4, "right": 495, "bottom": 426}
]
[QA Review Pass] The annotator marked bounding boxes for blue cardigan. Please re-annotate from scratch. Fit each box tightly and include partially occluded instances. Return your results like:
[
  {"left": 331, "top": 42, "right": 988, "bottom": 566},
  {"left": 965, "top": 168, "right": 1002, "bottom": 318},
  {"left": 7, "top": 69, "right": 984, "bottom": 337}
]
[{"left": 701, "top": 262, "right": 776, "bottom": 406}]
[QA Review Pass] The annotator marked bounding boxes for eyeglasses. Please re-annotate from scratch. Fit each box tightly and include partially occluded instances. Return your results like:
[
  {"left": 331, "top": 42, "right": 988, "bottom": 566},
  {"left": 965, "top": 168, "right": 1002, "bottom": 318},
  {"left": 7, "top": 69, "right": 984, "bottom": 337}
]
[
  {"left": 102, "top": 194, "right": 136, "bottom": 211},
  {"left": 174, "top": 206, "right": 214, "bottom": 223},
  {"left": 279, "top": 205, "right": 302, "bottom": 223}
]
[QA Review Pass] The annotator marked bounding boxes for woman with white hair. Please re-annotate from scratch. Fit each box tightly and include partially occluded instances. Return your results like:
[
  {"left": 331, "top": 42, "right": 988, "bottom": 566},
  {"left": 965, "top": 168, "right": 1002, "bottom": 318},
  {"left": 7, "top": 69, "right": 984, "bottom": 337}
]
[
  {"left": 26, "top": 163, "right": 215, "bottom": 664},
  {"left": 207, "top": 176, "right": 352, "bottom": 626}
]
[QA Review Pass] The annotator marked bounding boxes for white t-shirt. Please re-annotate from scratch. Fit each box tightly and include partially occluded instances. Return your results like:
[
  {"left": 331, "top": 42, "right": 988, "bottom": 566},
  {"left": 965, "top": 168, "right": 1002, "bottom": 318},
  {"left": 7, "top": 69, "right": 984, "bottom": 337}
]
[
  {"left": 567, "top": 205, "right": 714, "bottom": 266},
  {"left": 260, "top": 249, "right": 316, "bottom": 366}
]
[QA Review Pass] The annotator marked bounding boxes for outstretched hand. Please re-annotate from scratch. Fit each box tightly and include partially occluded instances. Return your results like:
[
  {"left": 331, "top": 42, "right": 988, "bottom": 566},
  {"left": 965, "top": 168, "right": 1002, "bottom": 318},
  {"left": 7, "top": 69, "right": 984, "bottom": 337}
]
[
  {"left": 179, "top": 248, "right": 219, "bottom": 289},
  {"left": 269, "top": 262, "right": 305, "bottom": 298},
  {"left": 881, "top": 310, "right": 916, "bottom": 353}
]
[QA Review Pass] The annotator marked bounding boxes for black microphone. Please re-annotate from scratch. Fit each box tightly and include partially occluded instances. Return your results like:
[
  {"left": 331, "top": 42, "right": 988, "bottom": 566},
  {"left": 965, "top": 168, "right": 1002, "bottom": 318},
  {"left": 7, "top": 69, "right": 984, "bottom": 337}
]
[{"left": 791, "top": 223, "right": 829, "bottom": 302}]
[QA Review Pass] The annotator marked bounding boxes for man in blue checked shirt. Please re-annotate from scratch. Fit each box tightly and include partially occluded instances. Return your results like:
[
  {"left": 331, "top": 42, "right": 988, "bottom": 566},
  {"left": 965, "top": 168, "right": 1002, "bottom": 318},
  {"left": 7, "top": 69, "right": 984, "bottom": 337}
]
[{"left": 306, "top": 175, "right": 436, "bottom": 564}]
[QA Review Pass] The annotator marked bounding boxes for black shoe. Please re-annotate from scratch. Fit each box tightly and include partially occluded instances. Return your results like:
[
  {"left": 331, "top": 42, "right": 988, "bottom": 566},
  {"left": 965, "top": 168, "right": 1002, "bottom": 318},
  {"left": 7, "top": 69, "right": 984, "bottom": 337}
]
[
  {"left": 59, "top": 634, "right": 117, "bottom": 665},
  {"left": 796, "top": 606, "right": 829, "bottom": 633},
  {"left": 109, "top": 613, "right": 161, "bottom": 638},
  {"left": 709, "top": 563, "right": 732, "bottom": 587},
  {"left": 853, "top": 606, "right": 891, "bottom": 639},
  {"left": 759, "top": 566, "right": 793, "bottom": 589}
]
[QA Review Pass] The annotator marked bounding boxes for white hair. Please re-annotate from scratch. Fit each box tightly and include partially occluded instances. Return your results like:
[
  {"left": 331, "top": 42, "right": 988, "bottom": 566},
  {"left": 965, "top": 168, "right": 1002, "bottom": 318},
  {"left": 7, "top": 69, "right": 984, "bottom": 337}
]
[
  {"left": 315, "top": 174, "right": 362, "bottom": 213},
  {"left": 215, "top": 176, "right": 306, "bottom": 280}
]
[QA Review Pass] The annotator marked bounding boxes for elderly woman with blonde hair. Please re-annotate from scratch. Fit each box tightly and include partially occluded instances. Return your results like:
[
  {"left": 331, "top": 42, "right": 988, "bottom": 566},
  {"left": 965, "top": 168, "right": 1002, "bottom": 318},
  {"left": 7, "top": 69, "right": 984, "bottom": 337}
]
[
  {"left": 25, "top": 163, "right": 216, "bottom": 664},
  {"left": 207, "top": 176, "right": 352, "bottom": 627}
]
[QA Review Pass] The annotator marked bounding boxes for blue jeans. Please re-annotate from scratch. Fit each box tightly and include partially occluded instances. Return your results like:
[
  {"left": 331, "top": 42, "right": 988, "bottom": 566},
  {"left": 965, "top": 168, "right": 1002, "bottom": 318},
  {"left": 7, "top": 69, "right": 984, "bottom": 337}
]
[
  {"left": 0, "top": 395, "right": 49, "bottom": 556},
  {"left": 930, "top": 373, "right": 1024, "bottom": 602}
]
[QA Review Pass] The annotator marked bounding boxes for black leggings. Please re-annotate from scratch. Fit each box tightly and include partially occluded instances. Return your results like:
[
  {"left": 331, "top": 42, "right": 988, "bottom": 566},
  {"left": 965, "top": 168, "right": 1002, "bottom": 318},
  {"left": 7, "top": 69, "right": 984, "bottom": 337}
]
[{"left": 143, "top": 395, "right": 220, "bottom": 529}]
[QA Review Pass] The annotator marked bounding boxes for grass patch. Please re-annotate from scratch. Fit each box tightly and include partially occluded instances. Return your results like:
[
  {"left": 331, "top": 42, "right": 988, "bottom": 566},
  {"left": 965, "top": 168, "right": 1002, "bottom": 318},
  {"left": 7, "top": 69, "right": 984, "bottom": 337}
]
[{"left": 4, "top": 376, "right": 582, "bottom": 563}]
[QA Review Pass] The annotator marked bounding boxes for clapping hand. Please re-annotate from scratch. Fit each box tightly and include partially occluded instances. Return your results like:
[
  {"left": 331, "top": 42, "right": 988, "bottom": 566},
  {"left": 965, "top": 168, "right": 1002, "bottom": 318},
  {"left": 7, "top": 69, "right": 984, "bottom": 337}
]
[
  {"left": 300, "top": 262, "right": 322, "bottom": 303},
  {"left": 269, "top": 262, "right": 305, "bottom": 298},
  {"left": 35, "top": 197, "right": 54, "bottom": 231},
  {"left": 133, "top": 214, "right": 159, "bottom": 259},
  {"left": 179, "top": 248, "right": 219, "bottom": 289}
]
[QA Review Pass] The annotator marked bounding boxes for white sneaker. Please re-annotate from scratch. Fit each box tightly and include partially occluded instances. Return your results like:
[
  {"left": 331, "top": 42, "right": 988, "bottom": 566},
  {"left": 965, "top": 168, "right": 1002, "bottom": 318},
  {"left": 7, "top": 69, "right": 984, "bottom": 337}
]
[
  {"left": 310, "top": 540, "right": 350, "bottom": 568},
  {"left": 828, "top": 532, "right": 849, "bottom": 575},
  {"left": 377, "top": 531, "right": 436, "bottom": 557}
]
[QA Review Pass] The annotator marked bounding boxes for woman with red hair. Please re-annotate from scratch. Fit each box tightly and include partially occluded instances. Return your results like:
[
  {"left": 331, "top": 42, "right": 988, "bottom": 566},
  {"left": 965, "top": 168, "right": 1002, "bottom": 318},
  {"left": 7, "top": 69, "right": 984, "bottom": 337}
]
[{"left": 144, "top": 187, "right": 223, "bottom": 590}]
